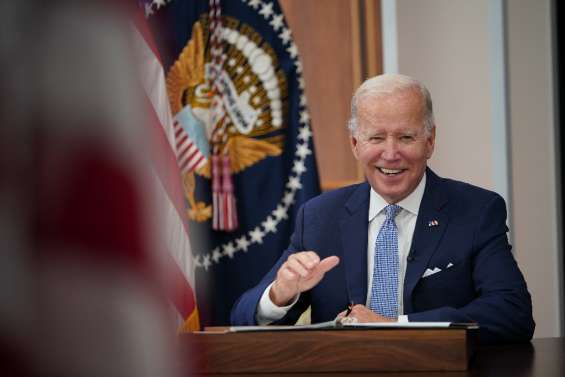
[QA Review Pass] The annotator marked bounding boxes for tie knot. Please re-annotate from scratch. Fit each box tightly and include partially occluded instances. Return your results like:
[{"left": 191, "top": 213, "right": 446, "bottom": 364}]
[{"left": 384, "top": 204, "right": 401, "bottom": 221}]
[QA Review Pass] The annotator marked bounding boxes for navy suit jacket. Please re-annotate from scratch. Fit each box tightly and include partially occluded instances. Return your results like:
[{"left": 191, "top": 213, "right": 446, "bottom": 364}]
[{"left": 231, "top": 169, "right": 535, "bottom": 344}]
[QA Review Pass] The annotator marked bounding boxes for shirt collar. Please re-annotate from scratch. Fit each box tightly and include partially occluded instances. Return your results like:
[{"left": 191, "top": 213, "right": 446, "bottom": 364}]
[{"left": 368, "top": 172, "right": 427, "bottom": 221}]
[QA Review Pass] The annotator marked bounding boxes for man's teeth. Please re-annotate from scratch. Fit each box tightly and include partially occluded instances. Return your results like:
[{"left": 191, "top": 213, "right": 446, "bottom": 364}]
[{"left": 379, "top": 168, "right": 402, "bottom": 175}]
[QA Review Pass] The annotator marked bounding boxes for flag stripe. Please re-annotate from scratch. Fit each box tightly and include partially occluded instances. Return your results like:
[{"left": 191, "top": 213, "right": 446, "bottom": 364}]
[
  {"left": 135, "top": 26, "right": 177, "bottom": 152},
  {"left": 147, "top": 98, "right": 188, "bottom": 226},
  {"left": 178, "top": 143, "right": 197, "bottom": 163},
  {"left": 176, "top": 142, "right": 192, "bottom": 160},
  {"left": 175, "top": 134, "right": 188, "bottom": 150},
  {"left": 133, "top": 10, "right": 163, "bottom": 67},
  {"left": 153, "top": 171, "right": 196, "bottom": 291},
  {"left": 134, "top": 16, "right": 198, "bottom": 328}
]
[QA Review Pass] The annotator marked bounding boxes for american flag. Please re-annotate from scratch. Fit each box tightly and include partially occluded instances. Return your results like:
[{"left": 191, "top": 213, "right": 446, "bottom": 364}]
[{"left": 134, "top": 7, "right": 200, "bottom": 331}]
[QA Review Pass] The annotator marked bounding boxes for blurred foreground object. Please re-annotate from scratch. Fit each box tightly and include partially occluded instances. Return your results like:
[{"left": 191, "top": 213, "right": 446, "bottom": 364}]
[{"left": 0, "top": 1, "right": 187, "bottom": 376}]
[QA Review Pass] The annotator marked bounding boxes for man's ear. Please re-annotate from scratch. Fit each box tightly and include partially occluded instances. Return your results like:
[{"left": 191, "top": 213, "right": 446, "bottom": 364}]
[
  {"left": 350, "top": 134, "right": 360, "bottom": 160},
  {"left": 425, "top": 126, "right": 436, "bottom": 159}
]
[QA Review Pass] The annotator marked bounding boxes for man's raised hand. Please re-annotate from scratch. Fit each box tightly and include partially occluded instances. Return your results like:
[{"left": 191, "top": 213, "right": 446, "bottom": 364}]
[{"left": 269, "top": 252, "right": 339, "bottom": 307}]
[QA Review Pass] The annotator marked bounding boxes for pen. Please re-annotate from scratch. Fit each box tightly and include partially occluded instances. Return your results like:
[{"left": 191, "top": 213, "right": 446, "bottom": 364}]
[{"left": 345, "top": 301, "right": 354, "bottom": 317}]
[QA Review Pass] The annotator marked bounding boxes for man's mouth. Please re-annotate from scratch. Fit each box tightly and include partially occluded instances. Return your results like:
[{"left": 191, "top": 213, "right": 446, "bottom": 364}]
[{"left": 377, "top": 167, "right": 405, "bottom": 176}]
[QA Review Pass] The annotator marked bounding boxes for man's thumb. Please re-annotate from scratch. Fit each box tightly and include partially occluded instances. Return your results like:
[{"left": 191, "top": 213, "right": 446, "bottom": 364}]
[{"left": 318, "top": 256, "right": 340, "bottom": 274}]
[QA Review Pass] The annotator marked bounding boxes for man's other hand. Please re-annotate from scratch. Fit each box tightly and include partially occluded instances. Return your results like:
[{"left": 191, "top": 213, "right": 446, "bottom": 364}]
[
  {"left": 269, "top": 252, "right": 339, "bottom": 307},
  {"left": 336, "top": 304, "right": 396, "bottom": 323}
]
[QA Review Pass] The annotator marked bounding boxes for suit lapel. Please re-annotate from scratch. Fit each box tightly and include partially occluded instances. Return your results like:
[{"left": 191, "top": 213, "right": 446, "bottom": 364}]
[
  {"left": 403, "top": 169, "right": 449, "bottom": 313},
  {"left": 339, "top": 183, "right": 370, "bottom": 306}
]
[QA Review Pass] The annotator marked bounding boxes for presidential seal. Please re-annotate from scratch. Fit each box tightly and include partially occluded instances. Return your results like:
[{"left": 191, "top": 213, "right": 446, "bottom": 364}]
[{"left": 166, "top": 13, "right": 288, "bottom": 231}]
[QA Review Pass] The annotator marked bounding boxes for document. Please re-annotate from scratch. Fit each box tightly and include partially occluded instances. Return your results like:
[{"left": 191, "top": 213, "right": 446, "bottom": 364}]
[{"left": 229, "top": 320, "right": 478, "bottom": 333}]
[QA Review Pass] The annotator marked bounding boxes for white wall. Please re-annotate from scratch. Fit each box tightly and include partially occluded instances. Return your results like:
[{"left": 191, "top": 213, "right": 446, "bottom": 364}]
[
  {"left": 396, "top": 0, "right": 497, "bottom": 192},
  {"left": 506, "top": 0, "right": 562, "bottom": 338},
  {"left": 385, "top": 0, "right": 561, "bottom": 338}
]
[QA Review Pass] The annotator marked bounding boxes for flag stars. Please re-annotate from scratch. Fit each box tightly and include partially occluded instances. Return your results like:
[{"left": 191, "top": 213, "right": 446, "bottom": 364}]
[
  {"left": 270, "top": 14, "right": 285, "bottom": 31},
  {"left": 298, "top": 76, "right": 305, "bottom": 89},
  {"left": 273, "top": 204, "right": 289, "bottom": 221},
  {"left": 299, "top": 110, "right": 310, "bottom": 124},
  {"left": 236, "top": 236, "right": 250, "bottom": 252},
  {"left": 259, "top": 2, "right": 274, "bottom": 19},
  {"left": 287, "top": 43, "right": 298, "bottom": 58},
  {"left": 250, "top": 227, "right": 265, "bottom": 244},
  {"left": 152, "top": 0, "right": 168, "bottom": 9},
  {"left": 223, "top": 242, "right": 237, "bottom": 259},
  {"left": 193, "top": 255, "right": 202, "bottom": 268},
  {"left": 292, "top": 160, "right": 307, "bottom": 175},
  {"left": 295, "top": 60, "right": 303, "bottom": 74},
  {"left": 283, "top": 191, "right": 295, "bottom": 206},
  {"left": 279, "top": 27, "right": 292, "bottom": 45},
  {"left": 211, "top": 248, "right": 222, "bottom": 263},
  {"left": 298, "top": 126, "right": 312, "bottom": 141},
  {"left": 262, "top": 216, "right": 278, "bottom": 233},
  {"left": 202, "top": 255, "right": 212, "bottom": 270},
  {"left": 287, "top": 176, "right": 302, "bottom": 191},
  {"left": 297, "top": 143, "right": 312, "bottom": 159},
  {"left": 248, "top": 0, "right": 261, "bottom": 10},
  {"left": 144, "top": 3, "right": 154, "bottom": 17}
]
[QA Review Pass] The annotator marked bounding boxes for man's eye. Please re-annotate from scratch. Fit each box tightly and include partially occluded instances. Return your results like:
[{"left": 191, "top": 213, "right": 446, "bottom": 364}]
[
  {"left": 400, "top": 135, "right": 415, "bottom": 142},
  {"left": 369, "top": 136, "right": 384, "bottom": 143}
]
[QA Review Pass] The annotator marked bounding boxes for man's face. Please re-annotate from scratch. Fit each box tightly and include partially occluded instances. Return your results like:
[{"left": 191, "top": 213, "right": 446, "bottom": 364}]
[{"left": 351, "top": 88, "right": 435, "bottom": 204}]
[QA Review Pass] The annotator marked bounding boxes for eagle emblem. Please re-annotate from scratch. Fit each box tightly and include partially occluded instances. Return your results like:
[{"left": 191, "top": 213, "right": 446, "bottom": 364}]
[{"left": 166, "top": 16, "right": 287, "bottom": 228}]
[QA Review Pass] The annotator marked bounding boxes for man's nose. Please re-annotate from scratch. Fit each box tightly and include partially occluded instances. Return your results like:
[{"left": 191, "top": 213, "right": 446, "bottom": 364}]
[{"left": 381, "top": 139, "right": 399, "bottom": 160}]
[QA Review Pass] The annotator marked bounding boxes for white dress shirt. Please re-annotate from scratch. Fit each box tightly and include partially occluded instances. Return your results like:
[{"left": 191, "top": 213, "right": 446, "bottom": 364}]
[{"left": 256, "top": 174, "right": 427, "bottom": 325}]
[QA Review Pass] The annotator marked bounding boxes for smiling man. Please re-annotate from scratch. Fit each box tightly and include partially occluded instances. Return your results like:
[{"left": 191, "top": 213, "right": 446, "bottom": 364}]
[{"left": 231, "top": 74, "right": 535, "bottom": 344}]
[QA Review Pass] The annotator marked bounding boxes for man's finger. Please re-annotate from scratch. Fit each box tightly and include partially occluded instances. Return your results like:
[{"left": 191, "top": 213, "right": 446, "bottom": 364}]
[
  {"left": 292, "top": 251, "right": 319, "bottom": 269},
  {"left": 286, "top": 258, "right": 310, "bottom": 278},
  {"left": 280, "top": 267, "right": 297, "bottom": 281},
  {"left": 317, "top": 256, "right": 340, "bottom": 273}
]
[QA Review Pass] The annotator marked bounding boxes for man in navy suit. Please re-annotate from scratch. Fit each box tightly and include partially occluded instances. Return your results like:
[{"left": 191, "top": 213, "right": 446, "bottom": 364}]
[{"left": 231, "top": 74, "right": 534, "bottom": 344}]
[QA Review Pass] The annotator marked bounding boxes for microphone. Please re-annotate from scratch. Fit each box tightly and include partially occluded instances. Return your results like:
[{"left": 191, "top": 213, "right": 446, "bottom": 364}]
[{"left": 407, "top": 251, "right": 415, "bottom": 262}]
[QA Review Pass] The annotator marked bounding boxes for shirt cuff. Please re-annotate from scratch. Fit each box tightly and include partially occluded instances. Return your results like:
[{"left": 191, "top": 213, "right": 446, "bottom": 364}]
[
  {"left": 397, "top": 315, "right": 409, "bottom": 323},
  {"left": 255, "top": 282, "right": 300, "bottom": 325}
]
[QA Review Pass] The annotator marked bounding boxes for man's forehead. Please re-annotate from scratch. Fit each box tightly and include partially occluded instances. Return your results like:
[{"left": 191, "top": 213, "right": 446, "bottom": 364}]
[
  {"left": 356, "top": 125, "right": 423, "bottom": 136},
  {"left": 358, "top": 88, "right": 423, "bottom": 109}
]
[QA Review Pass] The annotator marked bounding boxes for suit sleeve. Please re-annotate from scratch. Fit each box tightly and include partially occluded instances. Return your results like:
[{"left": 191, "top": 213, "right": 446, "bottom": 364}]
[
  {"left": 230, "top": 204, "right": 312, "bottom": 325},
  {"left": 407, "top": 195, "right": 535, "bottom": 344}
]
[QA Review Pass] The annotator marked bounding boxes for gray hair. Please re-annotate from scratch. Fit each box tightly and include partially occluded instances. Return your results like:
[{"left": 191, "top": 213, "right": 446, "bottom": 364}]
[{"left": 347, "top": 74, "right": 435, "bottom": 135}]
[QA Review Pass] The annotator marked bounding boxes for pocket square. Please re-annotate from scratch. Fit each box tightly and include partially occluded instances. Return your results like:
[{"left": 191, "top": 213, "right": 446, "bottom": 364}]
[
  {"left": 446, "top": 262, "right": 454, "bottom": 269},
  {"left": 422, "top": 267, "right": 442, "bottom": 278}
]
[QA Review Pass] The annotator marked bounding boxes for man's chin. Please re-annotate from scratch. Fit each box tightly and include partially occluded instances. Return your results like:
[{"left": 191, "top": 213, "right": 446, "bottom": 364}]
[{"left": 371, "top": 187, "right": 407, "bottom": 204}]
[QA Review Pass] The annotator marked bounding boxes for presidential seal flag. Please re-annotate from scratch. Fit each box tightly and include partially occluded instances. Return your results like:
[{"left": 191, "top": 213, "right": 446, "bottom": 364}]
[{"left": 145, "top": 0, "right": 320, "bottom": 325}]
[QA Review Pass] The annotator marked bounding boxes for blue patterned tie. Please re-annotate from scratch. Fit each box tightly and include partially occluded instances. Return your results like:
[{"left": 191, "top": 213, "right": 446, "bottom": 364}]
[{"left": 370, "top": 204, "right": 401, "bottom": 318}]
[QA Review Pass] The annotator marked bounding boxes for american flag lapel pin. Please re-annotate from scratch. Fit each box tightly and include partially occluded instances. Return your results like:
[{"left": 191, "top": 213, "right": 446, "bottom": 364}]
[{"left": 428, "top": 219, "right": 439, "bottom": 227}]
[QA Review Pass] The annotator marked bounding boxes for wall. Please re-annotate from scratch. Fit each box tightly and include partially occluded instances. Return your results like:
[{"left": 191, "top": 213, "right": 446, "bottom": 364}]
[
  {"left": 506, "top": 0, "right": 562, "bottom": 338},
  {"left": 280, "top": 0, "right": 382, "bottom": 191},
  {"left": 396, "top": 0, "right": 496, "bottom": 192},
  {"left": 391, "top": 0, "right": 561, "bottom": 338}
]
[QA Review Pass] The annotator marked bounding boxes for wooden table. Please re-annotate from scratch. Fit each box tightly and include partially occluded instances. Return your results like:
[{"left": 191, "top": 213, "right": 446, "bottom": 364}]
[{"left": 182, "top": 335, "right": 564, "bottom": 376}]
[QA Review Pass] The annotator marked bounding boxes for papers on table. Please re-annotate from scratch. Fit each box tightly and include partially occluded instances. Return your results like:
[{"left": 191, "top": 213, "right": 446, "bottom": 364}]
[{"left": 229, "top": 320, "right": 478, "bottom": 333}]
